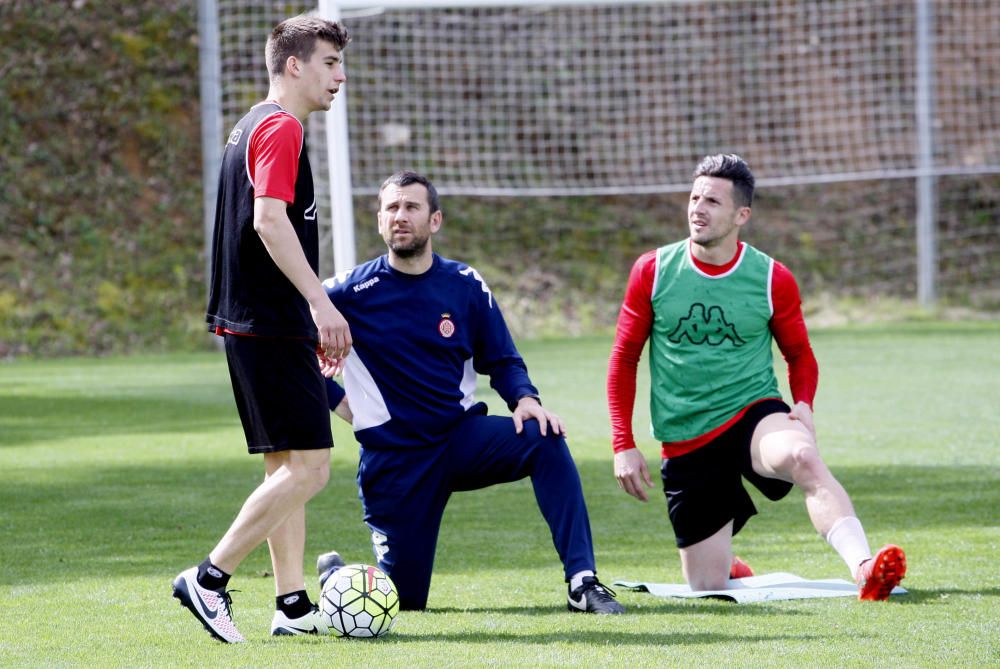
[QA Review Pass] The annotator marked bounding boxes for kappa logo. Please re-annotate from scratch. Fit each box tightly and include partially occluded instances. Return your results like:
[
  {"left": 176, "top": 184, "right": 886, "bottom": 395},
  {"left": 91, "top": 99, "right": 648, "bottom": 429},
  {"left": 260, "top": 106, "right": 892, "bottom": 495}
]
[
  {"left": 667, "top": 303, "right": 747, "bottom": 347},
  {"left": 227, "top": 128, "right": 243, "bottom": 145},
  {"left": 353, "top": 276, "right": 380, "bottom": 293}
]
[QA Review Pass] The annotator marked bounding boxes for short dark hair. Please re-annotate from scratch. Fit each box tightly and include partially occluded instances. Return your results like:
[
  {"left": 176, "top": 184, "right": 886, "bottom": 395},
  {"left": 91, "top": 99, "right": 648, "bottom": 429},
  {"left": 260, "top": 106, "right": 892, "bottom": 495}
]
[
  {"left": 378, "top": 171, "right": 440, "bottom": 214},
  {"left": 693, "top": 154, "right": 755, "bottom": 207},
  {"left": 265, "top": 16, "right": 349, "bottom": 79}
]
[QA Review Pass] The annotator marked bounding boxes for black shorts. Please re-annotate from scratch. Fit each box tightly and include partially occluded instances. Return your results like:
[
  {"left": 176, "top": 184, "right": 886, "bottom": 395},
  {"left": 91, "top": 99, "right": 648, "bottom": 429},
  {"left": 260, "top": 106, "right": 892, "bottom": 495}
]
[
  {"left": 661, "top": 399, "right": 793, "bottom": 548},
  {"left": 224, "top": 334, "right": 333, "bottom": 454}
]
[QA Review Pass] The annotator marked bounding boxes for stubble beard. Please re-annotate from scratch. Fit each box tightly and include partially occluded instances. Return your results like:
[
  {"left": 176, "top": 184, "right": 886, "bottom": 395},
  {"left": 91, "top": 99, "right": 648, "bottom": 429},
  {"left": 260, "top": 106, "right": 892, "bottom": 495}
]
[
  {"left": 388, "top": 234, "right": 429, "bottom": 258},
  {"left": 689, "top": 222, "right": 717, "bottom": 247}
]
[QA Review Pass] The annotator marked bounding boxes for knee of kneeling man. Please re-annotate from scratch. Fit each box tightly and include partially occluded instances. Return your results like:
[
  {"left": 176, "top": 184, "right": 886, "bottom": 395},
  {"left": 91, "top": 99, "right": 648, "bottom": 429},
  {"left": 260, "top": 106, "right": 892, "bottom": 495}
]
[
  {"left": 790, "top": 442, "right": 823, "bottom": 472},
  {"left": 531, "top": 430, "right": 571, "bottom": 458},
  {"left": 688, "top": 574, "right": 729, "bottom": 592},
  {"left": 517, "top": 419, "right": 559, "bottom": 442}
]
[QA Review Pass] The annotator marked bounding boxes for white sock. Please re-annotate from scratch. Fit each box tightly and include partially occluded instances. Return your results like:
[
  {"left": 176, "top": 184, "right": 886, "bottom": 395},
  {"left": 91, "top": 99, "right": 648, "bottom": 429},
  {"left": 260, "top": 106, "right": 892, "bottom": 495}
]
[
  {"left": 569, "top": 570, "right": 594, "bottom": 591},
  {"left": 825, "top": 516, "right": 872, "bottom": 579}
]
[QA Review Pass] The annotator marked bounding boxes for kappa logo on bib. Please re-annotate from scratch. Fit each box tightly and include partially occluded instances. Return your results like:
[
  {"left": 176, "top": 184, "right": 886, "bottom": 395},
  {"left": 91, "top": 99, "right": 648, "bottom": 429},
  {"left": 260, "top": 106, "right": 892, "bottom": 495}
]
[
  {"left": 438, "top": 314, "right": 455, "bottom": 338},
  {"left": 668, "top": 303, "right": 746, "bottom": 347}
]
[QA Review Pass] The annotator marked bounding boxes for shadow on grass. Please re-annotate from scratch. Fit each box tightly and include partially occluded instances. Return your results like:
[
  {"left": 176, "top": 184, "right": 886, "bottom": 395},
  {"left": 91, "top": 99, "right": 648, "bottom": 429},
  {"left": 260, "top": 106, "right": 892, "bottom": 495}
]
[
  {"left": 894, "top": 587, "right": 1000, "bottom": 604},
  {"left": 0, "top": 390, "right": 233, "bottom": 448},
  {"left": 1, "top": 455, "right": 995, "bottom": 591},
  {"left": 269, "top": 630, "right": 837, "bottom": 647},
  {"left": 424, "top": 602, "right": 811, "bottom": 617}
]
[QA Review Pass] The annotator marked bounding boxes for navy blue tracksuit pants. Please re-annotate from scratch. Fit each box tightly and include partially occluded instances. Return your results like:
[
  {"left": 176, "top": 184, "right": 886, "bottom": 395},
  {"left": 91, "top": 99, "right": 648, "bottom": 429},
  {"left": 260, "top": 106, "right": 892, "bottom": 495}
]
[{"left": 357, "top": 412, "right": 596, "bottom": 610}]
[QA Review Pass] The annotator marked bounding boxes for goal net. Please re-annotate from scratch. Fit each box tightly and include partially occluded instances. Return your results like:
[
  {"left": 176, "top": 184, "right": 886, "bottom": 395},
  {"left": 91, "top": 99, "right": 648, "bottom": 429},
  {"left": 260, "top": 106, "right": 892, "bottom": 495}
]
[{"left": 210, "top": 0, "right": 1000, "bottom": 322}]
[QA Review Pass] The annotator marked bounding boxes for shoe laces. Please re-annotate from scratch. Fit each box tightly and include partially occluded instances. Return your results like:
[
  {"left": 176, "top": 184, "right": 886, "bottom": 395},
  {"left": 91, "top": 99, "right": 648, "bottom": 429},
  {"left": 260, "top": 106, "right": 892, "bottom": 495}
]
[
  {"left": 220, "top": 589, "right": 240, "bottom": 620},
  {"left": 578, "top": 577, "right": 618, "bottom": 603}
]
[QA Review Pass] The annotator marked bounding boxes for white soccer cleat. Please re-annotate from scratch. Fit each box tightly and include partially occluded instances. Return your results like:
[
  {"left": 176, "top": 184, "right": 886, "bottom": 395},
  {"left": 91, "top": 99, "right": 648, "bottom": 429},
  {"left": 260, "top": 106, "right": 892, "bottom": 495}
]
[
  {"left": 271, "top": 605, "right": 329, "bottom": 636},
  {"left": 172, "top": 566, "right": 245, "bottom": 643}
]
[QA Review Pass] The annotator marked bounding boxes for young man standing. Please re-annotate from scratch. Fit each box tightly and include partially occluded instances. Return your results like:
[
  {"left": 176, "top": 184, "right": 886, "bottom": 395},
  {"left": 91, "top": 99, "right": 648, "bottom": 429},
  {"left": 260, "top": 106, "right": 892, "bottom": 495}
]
[
  {"left": 607, "top": 154, "right": 906, "bottom": 600},
  {"left": 172, "top": 16, "right": 352, "bottom": 642},
  {"left": 317, "top": 171, "right": 625, "bottom": 614}
]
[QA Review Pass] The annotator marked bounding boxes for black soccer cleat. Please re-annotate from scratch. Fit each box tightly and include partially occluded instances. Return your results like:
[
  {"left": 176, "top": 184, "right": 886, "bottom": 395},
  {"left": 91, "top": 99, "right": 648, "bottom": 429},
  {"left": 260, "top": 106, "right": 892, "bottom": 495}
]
[
  {"left": 316, "top": 550, "right": 347, "bottom": 588},
  {"left": 567, "top": 575, "right": 626, "bottom": 614}
]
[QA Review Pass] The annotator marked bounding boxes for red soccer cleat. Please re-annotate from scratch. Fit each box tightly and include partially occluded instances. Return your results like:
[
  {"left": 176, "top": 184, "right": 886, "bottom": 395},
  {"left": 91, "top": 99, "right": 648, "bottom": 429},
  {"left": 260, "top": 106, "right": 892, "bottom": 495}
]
[
  {"left": 857, "top": 544, "right": 907, "bottom": 601},
  {"left": 729, "top": 556, "right": 754, "bottom": 579}
]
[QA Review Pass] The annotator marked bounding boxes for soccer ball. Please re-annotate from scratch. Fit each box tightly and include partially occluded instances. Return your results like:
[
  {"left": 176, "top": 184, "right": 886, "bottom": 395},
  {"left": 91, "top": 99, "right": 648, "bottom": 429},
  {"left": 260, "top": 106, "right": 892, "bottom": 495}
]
[{"left": 319, "top": 563, "right": 399, "bottom": 638}]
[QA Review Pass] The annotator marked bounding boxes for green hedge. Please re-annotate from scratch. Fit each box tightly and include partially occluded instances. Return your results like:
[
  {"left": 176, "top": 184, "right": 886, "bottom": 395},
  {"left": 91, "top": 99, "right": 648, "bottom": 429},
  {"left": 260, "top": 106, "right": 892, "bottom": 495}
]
[
  {"left": 1, "top": 1, "right": 205, "bottom": 357},
  {"left": 2, "top": 2, "right": 997, "bottom": 358}
]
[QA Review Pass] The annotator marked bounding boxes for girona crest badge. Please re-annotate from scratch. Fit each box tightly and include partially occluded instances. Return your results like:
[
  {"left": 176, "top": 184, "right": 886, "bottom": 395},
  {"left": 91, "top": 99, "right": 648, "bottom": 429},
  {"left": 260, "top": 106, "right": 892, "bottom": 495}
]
[{"left": 438, "top": 313, "right": 456, "bottom": 338}]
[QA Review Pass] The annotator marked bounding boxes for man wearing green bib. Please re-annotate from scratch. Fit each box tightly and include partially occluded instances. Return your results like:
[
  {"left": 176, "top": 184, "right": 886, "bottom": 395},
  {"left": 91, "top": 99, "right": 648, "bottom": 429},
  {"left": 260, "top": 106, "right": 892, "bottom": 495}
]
[{"left": 607, "top": 154, "right": 906, "bottom": 601}]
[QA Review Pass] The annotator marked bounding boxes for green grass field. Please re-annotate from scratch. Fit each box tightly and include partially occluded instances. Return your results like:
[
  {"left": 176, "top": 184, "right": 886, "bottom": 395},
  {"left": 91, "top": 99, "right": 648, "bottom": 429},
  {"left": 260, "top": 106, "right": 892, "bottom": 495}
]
[{"left": 1, "top": 323, "right": 998, "bottom": 668}]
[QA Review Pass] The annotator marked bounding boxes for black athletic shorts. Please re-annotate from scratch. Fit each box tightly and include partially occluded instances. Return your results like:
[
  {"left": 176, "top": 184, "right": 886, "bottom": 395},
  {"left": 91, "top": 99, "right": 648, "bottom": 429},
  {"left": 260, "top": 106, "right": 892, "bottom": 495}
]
[
  {"left": 224, "top": 334, "right": 333, "bottom": 454},
  {"left": 661, "top": 399, "right": 794, "bottom": 548}
]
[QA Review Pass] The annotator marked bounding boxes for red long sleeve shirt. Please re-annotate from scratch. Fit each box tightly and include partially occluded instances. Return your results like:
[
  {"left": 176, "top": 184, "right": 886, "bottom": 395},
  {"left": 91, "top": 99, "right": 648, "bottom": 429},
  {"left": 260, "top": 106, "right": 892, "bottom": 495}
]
[{"left": 607, "top": 241, "right": 818, "bottom": 458}]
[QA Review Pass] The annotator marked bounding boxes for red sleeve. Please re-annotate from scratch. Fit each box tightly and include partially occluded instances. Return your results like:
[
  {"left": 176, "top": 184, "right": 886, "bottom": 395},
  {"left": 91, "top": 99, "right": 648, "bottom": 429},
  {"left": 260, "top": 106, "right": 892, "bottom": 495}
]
[
  {"left": 770, "top": 261, "right": 818, "bottom": 407},
  {"left": 607, "top": 250, "right": 657, "bottom": 453},
  {"left": 248, "top": 112, "right": 302, "bottom": 204}
]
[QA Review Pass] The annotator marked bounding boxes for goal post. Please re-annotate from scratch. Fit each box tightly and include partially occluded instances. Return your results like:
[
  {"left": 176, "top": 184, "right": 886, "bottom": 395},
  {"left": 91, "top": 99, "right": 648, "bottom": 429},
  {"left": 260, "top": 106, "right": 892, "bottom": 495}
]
[
  {"left": 318, "top": 0, "right": 687, "bottom": 272},
  {"left": 318, "top": 0, "right": 356, "bottom": 272},
  {"left": 205, "top": 0, "right": 1000, "bottom": 306}
]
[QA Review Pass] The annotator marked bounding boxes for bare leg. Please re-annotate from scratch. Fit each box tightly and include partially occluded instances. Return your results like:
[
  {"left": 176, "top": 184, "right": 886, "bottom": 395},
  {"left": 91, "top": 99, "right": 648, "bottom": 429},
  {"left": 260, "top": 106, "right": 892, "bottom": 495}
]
[
  {"left": 679, "top": 520, "right": 734, "bottom": 591},
  {"left": 750, "top": 412, "right": 857, "bottom": 537},
  {"left": 264, "top": 452, "right": 307, "bottom": 596},
  {"left": 210, "top": 448, "right": 330, "bottom": 575}
]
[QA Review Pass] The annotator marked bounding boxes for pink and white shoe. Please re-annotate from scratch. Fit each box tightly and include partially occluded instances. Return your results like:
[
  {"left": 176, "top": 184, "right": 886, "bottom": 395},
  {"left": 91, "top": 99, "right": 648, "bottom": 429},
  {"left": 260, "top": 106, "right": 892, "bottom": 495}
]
[{"left": 172, "top": 566, "right": 245, "bottom": 643}]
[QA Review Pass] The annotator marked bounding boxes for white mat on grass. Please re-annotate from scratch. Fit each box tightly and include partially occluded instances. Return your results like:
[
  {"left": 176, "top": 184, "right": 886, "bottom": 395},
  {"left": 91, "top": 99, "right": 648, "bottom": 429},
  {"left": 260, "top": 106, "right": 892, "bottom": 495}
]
[{"left": 613, "top": 572, "right": 907, "bottom": 603}]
